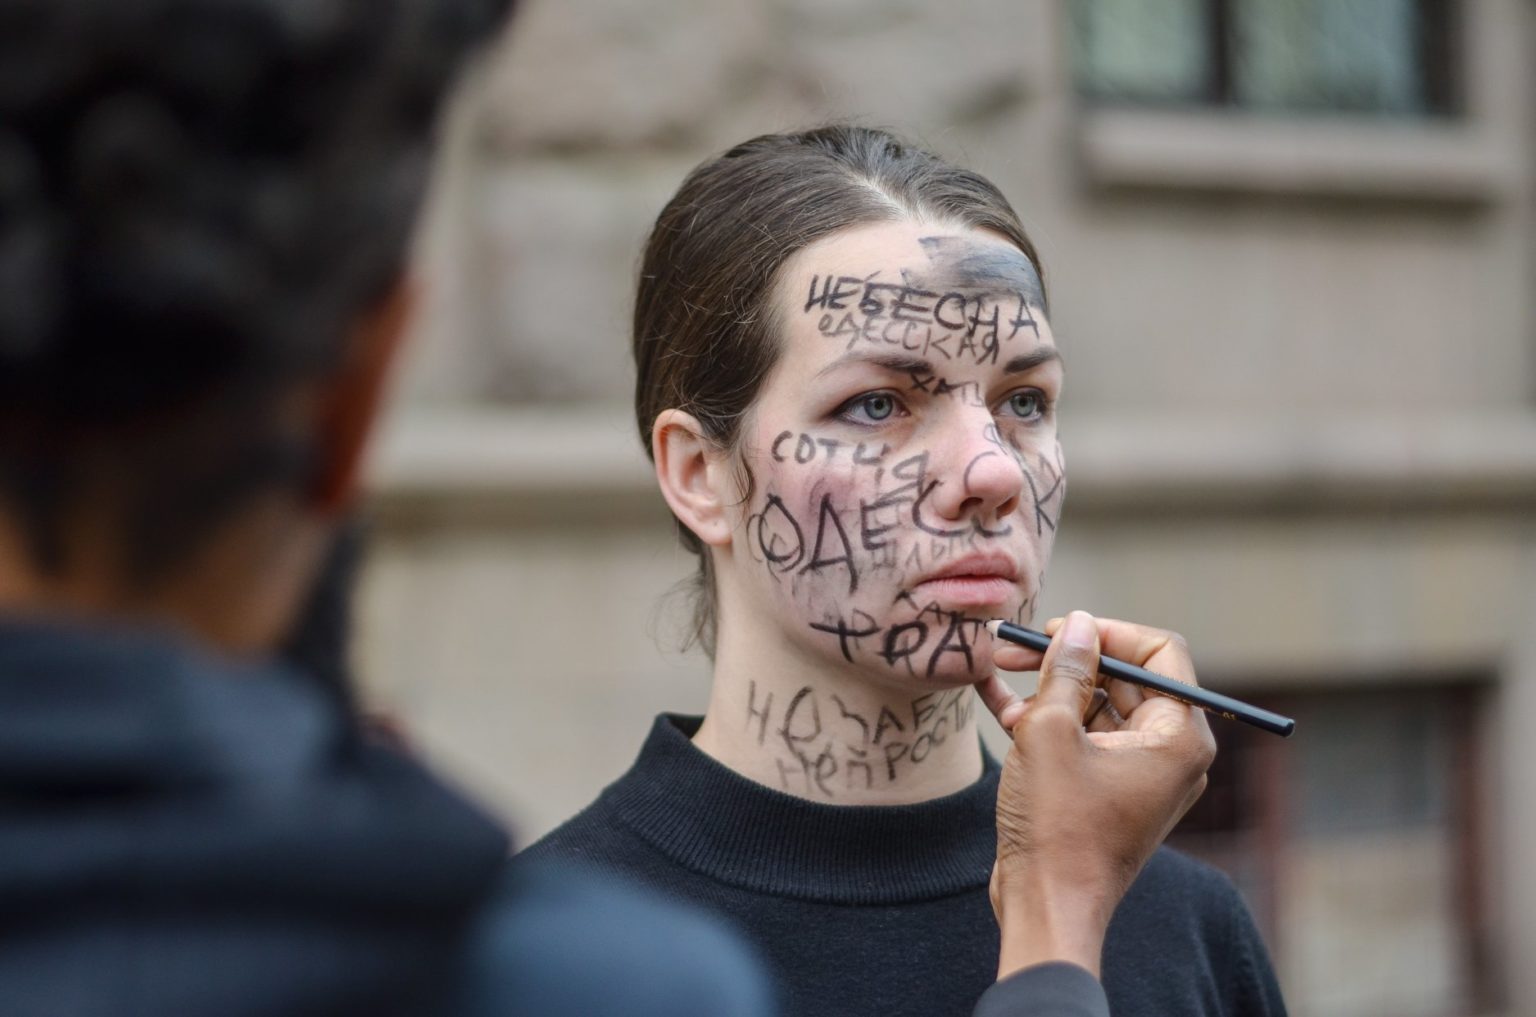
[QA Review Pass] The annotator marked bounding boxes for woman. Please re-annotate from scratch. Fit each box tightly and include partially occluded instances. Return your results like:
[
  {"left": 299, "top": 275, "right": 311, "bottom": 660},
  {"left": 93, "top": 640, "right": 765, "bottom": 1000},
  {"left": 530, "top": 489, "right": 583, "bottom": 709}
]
[{"left": 523, "top": 126, "right": 1284, "bottom": 1017}]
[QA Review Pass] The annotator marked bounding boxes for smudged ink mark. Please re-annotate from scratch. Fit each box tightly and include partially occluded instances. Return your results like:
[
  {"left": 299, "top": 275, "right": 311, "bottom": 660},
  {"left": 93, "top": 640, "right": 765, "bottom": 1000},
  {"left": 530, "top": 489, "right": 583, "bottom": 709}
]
[
  {"left": 753, "top": 493, "right": 805, "bottom": 570},
  {"left": 809, "top": 609, "right": 881, "bottom": 663},
  {"left": 802, "top": 493, "right": 859, "bottom": 594},
  {"left": 915, "top": 235, "right": 1045, "bottom": 310}
]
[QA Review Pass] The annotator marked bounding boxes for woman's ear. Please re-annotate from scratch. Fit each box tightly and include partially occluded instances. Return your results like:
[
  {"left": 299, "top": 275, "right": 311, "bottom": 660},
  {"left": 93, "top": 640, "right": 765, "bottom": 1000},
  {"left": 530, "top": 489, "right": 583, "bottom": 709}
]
[{"left": 652, "top": 410, "right": 735, "bottom": 548}]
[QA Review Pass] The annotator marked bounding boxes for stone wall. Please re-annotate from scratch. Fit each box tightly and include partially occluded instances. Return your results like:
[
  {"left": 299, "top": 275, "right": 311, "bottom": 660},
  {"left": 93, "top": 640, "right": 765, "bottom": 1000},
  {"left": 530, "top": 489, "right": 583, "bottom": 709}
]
[{"left": 402, "top": 0, "right": 1533, "bottom": 416}]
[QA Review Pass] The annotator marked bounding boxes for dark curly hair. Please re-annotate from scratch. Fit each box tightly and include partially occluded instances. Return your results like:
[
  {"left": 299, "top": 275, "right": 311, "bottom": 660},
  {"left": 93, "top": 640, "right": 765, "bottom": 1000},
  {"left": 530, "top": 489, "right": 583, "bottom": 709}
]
[{"left": 0, "top": 0, "right": 511, "bottom": 580}]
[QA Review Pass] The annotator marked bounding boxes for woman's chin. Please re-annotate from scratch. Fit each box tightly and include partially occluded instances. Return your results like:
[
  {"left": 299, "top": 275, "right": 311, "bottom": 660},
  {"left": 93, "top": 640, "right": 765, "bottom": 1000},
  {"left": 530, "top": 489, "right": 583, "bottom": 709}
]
[{"left": 906, "top": 646, "right": 999, "bottom": 688}]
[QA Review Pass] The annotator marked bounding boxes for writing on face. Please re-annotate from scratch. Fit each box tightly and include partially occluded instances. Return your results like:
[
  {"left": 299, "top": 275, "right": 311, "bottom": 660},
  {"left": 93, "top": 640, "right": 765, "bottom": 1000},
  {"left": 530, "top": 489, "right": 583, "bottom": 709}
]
[
  {"left": 733, "top": 226, "right": 1067, "bottom": 687},
  {"left": 802, "top": 235, "right": 1045, "bottom": 364}
]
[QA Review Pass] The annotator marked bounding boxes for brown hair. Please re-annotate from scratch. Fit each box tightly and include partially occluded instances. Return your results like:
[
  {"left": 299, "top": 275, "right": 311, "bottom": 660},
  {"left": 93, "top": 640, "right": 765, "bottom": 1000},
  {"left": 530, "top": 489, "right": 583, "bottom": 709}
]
[{"left": 632, "top": 125, "right": 1046, "bottom": 656}]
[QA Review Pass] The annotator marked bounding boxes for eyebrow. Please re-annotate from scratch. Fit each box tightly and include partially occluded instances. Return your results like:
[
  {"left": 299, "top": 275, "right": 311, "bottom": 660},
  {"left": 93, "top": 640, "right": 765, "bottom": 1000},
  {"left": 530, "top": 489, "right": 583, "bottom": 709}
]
[
  {"left": 814, "top": 353, "right": 934, "bottom": 379},
  {"left": 814, "top": 347, "right": 1061, "bottom": 380},
  {"left": 1004, "top": 348, "right": 1062, "bottom": 373}
]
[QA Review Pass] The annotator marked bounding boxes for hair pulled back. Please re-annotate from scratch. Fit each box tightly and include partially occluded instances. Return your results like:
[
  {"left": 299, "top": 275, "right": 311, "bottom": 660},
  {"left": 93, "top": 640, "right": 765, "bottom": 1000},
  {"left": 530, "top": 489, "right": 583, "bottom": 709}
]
[{"left": 632, "top": 125, "right": 1046, "bottom": 656}]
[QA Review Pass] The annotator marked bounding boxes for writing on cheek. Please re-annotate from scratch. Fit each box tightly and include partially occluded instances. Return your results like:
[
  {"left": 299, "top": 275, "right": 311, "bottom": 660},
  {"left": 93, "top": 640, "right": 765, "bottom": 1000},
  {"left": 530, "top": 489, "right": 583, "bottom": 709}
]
[
  {"left": 770, "top": 430, "right": 890, "bottom": 467},
  {"left": 984, "top": 426, "right": 1065, "bottom": 537},
  {"left": 748, "top": 440, "right": 1056, "bottom": 591},
  {"left": 1025, "top": 441, "right": 1066, "bottom": 537},
  {"left": 753, "top": 494, "right": 805, "bottom": 570},
  {"left": 810, "top": 602, "right": 991, "bottom": 678},
  {"left": 744, "top": 680, "right": 977, "bottom": 798},
  {"left": 745, "top": 417, "right": 1058, "bottom": 692}
]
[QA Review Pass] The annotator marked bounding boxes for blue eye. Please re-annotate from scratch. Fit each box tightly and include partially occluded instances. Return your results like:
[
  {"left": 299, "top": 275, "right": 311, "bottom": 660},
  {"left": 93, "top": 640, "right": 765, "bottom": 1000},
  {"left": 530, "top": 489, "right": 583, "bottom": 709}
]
[
  {"left": 838, "top": 391, "right": 905, "bottom": 424},
  {"left": 1002, "top": 390, "right": 1045, "bottom": 420},
  {"left": 862, "top": 394, "right": 896, "bottom": 420}
]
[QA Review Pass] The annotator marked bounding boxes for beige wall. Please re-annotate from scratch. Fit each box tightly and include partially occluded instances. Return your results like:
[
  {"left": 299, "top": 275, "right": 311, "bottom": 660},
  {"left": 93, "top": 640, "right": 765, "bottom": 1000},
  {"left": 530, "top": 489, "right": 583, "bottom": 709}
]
[{"left": 355, "top": 1, "right": 1536, "bottom": 1013}]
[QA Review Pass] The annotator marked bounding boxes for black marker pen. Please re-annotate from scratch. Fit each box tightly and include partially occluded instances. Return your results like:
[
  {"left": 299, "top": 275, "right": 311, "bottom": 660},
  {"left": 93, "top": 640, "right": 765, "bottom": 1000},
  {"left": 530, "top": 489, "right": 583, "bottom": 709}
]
[{"left": 988, "top": 620, "right": 1296, "bottom": 738}]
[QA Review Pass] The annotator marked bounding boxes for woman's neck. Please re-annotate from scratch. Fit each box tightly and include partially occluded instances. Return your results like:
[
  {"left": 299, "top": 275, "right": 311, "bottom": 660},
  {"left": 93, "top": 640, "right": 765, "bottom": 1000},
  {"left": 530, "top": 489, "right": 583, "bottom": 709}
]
[{"left": 693, "top": 626, "right": 985, "bottom": 805}]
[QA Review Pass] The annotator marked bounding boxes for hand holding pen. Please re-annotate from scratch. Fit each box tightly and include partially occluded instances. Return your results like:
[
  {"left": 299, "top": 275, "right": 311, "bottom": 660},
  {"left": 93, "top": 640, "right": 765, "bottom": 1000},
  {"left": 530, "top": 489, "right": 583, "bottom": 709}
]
[
  {"left": 985, "top": 615, "right": 1295, "bottom": 738},
  {"left": 977, "top": 611, "right": 1219, "bottom": 983}
]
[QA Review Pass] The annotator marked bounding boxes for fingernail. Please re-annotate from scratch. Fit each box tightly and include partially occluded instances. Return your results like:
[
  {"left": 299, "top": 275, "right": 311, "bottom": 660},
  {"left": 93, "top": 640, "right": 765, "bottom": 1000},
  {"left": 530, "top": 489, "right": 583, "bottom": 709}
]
[{"left": 1063, "top": 611, "right": 1096, "bottom": 650}]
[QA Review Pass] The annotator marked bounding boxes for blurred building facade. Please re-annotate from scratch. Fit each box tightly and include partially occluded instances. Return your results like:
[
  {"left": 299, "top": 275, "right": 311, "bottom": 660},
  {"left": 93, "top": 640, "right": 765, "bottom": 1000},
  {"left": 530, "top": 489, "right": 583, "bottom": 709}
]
[{"left": 356, "top": 3, "right": 1536, "bottom": 1015}]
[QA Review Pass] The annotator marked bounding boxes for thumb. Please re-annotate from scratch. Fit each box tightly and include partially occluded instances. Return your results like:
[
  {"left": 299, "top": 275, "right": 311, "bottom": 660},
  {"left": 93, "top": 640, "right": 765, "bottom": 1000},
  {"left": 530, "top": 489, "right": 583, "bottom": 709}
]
[{"left": 1033, "top": 610, "right": 1102, "bottom": 721}]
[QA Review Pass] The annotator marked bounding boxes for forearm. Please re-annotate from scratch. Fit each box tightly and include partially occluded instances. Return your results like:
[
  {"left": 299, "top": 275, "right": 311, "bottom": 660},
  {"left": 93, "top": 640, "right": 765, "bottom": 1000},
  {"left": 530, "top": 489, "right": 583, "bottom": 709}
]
[{"left": 993, "top": 875, "right": 1112, "bottom": 980}]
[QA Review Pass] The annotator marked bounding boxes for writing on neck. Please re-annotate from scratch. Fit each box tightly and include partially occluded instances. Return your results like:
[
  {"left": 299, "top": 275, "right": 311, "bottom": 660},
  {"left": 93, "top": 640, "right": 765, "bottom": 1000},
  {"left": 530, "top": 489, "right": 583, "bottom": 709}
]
[{"left": 735, "top": 680, "right": 979, "bottom": 801}]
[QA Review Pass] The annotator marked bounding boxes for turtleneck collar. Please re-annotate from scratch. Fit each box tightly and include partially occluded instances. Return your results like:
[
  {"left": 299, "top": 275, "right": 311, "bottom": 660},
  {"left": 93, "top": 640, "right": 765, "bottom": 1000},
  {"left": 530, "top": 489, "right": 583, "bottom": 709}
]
[{"left": 603, "top": 714, "right": 1000, "bottom": 906}]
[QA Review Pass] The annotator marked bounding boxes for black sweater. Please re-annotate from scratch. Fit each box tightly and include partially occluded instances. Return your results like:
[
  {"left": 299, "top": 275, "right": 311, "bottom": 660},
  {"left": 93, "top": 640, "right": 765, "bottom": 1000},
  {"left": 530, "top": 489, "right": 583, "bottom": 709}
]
[{"left": 523, "top": 715, "right": 1287, "bottom": 1017}]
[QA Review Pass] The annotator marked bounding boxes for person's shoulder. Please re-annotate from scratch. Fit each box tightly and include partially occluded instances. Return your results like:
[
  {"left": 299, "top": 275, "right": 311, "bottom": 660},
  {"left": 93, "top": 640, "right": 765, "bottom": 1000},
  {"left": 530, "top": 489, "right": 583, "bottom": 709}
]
[
  {"left": 516, "top": 718, "right": 676, "bottom": 868},
  {"left": 1111, "top": 847, "right": 1253, "bottom": 951},
  {"left": 453, "top": 859, "right": 775, "bottom": 1017},
  {"left": 1127, "top": 846, "right": 1247, "bottom": 918},
  {"left": 1112, "top": 848, "right": 1288, "bottom": 1015},
  {"left": 515, "top": 793, "right": 636, "bottom": 870}
]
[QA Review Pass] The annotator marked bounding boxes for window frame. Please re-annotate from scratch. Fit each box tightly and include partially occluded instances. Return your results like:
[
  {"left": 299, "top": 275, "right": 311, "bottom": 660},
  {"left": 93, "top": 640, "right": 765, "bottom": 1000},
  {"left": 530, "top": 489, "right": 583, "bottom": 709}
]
[
  {"left": 1074, "top": 0, "right": 1463, "bottom": 120},
  {"left": 1167, "top": 681, "right": 1500, "bottom": 1015}
]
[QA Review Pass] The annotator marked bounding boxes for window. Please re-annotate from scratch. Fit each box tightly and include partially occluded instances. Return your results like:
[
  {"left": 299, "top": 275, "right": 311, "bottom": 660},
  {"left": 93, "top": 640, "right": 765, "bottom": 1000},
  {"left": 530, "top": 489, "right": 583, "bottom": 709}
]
[
  {"left": 1169, "top": 683, "right": 1497, "bottom": 1017},
  {"left": 1071, "top": 0, "right": 1459, "bottom": 118}
]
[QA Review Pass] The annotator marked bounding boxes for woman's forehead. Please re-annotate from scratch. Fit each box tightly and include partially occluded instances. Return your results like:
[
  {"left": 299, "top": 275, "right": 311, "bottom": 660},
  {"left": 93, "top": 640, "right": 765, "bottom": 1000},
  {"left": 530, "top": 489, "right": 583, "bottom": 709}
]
[
  {"left": 774, "top": 221, "right": 1053, "bottom": 377},
  {"left": 782, "top": 221, "right": 1043, "bottom": 298},
  {"left": 911, "top": 235, "right": 1044, "bottom": 309}
]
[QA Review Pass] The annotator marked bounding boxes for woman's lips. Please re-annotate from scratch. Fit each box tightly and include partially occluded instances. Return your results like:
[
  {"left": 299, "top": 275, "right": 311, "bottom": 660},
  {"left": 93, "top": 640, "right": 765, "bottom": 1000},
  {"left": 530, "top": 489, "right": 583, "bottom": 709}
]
[
  {"left": 910, "top": 575, "right": 1017, "bottom": 607},
  {"left": 910, "top": 553, "right": 1022, "bottom": 607}
]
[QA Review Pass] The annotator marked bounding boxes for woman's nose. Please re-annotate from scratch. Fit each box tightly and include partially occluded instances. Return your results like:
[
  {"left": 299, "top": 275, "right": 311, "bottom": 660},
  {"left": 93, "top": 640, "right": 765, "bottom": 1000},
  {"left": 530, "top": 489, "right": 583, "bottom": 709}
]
[{"left": 925, "top": 415, "right": 1024, "bottom": 525}]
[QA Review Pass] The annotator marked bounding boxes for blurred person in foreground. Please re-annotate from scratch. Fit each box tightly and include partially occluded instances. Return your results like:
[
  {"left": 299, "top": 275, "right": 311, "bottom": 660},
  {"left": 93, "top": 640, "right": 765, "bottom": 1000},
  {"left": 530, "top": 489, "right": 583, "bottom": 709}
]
[
  {"left": 0, "top": 2, "right": 768, "bottom": 1014},
  {"left": 0, "top": 3, "right": 1214, "bottom": 1017}
]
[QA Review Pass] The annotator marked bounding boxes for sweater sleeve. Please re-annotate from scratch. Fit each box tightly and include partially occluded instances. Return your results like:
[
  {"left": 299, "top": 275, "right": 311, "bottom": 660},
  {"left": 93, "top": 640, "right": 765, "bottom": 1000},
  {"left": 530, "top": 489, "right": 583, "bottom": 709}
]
[
  {"left": 972, "top": 963, "right": 1110, "bottom": 1017},
  {"left": 455, "top": 861, "right": 776, "bottom": 1017}
]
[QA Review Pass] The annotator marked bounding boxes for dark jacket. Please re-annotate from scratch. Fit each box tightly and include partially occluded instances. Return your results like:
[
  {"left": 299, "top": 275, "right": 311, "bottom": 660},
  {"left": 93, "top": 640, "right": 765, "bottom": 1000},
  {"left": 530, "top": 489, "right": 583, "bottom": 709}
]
[{"left": 0, "top": 619, "right": 773, "bottom": 1017}]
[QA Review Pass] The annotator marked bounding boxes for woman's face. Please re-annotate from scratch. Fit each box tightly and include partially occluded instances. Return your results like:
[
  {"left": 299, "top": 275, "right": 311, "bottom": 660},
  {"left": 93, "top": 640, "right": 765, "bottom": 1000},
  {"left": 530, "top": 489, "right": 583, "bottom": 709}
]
[{"left": 721, "top": 221, "right": 1065, "bottom": 691}]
